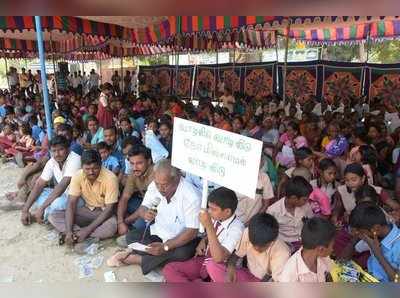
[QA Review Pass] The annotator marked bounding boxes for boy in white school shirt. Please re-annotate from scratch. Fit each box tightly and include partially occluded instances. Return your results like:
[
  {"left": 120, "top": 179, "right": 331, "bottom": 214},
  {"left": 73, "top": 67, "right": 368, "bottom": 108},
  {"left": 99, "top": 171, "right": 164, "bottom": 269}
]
[{"left": 162, "top": 187, "right": 244, "bottom": 282}]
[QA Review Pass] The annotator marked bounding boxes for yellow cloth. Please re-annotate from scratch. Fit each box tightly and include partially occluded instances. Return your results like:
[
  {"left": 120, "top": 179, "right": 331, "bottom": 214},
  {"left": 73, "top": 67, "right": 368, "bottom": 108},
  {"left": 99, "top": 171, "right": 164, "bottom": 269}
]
[
  {"left": 321, "top": 136, "right": 330, "bottom": 149},
  {"left": 69, "top": 168, "right": 119, "bottom": 210}
]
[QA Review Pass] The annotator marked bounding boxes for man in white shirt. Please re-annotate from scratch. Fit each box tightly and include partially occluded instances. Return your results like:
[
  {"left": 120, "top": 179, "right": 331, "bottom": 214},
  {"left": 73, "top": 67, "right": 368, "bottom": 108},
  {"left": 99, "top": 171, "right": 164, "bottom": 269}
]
[
  {"left": 7, "top": 67, "right": 18, "bottom": 93},
  {"left": 163, "top": 187, "right": 244, "bottom": 282},
  {"left": 20, "top": 135, "right": 81, "bottom": 225},
  {"left": 71, "top": 72, "right": 82, "bottom": 90},
  {"left": 107, "top": 159, "right": 201, "bottom": 275},
  {"left": 219, "top": 87, "right": 235, "bottom": 114},
  {"left": 89, "top": 69, "right": 100, "bottom": 91}
]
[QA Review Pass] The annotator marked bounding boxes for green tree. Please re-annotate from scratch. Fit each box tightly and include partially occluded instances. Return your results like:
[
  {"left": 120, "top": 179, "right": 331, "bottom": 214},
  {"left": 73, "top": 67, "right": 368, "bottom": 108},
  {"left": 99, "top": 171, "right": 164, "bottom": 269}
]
[
  {"left": 368, "top": 40, "right": 400, "bottom": 64},
  {"left": 136, "top": 55, "right": 169, "bottom": 66}
]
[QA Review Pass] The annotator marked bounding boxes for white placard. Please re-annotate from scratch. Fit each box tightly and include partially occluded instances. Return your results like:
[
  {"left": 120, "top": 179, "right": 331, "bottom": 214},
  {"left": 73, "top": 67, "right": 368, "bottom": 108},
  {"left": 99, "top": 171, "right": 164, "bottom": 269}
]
[{"left": 172, "top": 117, "right": 263, "bottom": 198}]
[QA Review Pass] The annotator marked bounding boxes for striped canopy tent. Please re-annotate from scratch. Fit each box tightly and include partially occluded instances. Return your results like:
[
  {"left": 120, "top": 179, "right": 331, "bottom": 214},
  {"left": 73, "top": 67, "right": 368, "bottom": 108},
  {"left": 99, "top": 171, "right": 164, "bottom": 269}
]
[
  {"left": 287, "top": 16, "right": 400, "bottom": 44},
  {"left": 80, "top": 16, "right": 400, "bottom": 54},
  {"left": 1, "top": 16, "right": 400, "bottom": 59}
]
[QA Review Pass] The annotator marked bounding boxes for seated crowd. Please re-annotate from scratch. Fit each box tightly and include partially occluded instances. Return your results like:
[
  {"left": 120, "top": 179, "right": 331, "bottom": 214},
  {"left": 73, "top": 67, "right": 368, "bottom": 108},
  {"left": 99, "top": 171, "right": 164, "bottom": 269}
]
[{"left": 0, "top": 78, "right": 400, "bottom": 283}]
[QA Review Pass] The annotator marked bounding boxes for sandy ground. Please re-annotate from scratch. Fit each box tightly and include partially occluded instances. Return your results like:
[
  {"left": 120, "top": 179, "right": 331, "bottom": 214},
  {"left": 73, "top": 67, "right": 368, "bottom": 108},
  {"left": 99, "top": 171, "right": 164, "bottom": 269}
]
[{"left": 0, "top": 162, "right": 148, "bottom": 282}]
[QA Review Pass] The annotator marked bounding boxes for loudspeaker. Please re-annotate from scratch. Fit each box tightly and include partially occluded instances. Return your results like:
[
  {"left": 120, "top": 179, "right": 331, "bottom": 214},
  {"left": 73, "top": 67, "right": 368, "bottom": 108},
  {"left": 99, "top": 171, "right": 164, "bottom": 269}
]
[{"left": 58, "top": 62, "right": 69, "bottom": 75}]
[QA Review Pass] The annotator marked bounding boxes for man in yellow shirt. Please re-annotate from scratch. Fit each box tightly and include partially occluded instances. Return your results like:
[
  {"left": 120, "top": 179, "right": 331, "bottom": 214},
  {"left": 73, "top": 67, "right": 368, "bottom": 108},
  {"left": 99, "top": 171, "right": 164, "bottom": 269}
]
[{"left": 49, "top": 150, "right": 119, "bottom": 252}]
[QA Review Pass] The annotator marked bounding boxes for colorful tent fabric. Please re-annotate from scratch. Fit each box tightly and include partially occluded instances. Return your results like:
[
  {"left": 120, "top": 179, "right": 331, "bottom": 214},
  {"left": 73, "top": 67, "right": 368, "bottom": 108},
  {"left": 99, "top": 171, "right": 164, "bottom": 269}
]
[
  {"left": 1, "top": 16, "right": 400, "bottom": 59},
  {"left": 0, "top": 16, "right": 131, "bottom": 40},
  {"left": 0, "top": 37, "right": 57, "bottom": 53},
  {"left": 289, "top": 18, "right": 400, "bottom": 44}
]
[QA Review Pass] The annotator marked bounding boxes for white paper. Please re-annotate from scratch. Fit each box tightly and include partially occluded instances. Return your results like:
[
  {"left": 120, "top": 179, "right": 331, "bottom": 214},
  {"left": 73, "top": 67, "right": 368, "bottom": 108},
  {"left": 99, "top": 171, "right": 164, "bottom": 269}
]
[{"left": 128, "top": 242, "right": 150, "bottom": 252}]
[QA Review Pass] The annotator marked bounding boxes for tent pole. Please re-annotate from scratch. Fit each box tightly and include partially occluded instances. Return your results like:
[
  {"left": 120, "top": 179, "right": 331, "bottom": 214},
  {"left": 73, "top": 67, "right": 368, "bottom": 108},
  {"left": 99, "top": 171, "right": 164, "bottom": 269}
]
[
  {"left": 274, "top": 31, "right": 279, "bottom": 93},
  {"left": 34, "top": 16, "right": 53, "bottom": 140},
  {"left": 50, "top": 33, "right": 58, "bottom": 98},
  {"left": 120, "top": 54, "right": 124, "bottom": 94},
  {"left": 174, "top": 52, "right": 179, "bottom": 95},
  {"left": 282, "top": 23, "right": 290, "bottom": 105},
  {"left": 364, "top": 27, "right": 372, "bottom": 102},
  {"left": 4, "top": 57, "right": 10, "bottom": 89},
  {"left": 99, "top": 59, "right": 103, "bottom": 85}
]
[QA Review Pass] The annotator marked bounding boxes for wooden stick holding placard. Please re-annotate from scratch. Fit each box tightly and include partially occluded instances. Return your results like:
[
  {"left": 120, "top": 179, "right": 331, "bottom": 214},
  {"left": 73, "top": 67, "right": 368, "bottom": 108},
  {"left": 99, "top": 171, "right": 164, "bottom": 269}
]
[{"left": 199, "top": 179, "right": 209, "bottom": 233}]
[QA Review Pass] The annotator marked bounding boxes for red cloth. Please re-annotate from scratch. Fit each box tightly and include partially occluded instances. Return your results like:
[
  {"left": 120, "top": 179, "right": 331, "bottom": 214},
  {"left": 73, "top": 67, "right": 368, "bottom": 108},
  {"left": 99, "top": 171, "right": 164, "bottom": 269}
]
[
  {"left": 96, "top": 102, "right": 113, "bottom": 129},
  {"left": 206, "top": 260, "right": 261, "bottom": 282},
  {"left": 163, "top": 257, "right": 208, "bottom": 282}
]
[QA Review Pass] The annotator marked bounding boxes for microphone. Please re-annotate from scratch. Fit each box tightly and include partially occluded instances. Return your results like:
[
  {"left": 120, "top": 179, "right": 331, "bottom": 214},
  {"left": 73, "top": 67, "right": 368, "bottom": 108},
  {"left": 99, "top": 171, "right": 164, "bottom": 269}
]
[{"left": 141, "top": 197, "right": 161, "bottom": 241}]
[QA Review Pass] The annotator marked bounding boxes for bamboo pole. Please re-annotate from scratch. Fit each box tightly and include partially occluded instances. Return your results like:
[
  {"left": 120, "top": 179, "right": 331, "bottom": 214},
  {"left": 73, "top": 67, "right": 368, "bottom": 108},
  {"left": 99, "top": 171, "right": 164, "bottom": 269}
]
[
  {"left": 50, "top": 33, "right": 58, "bottom": 98},
  {"left": 4, "top": 57, "right": 10, "bottom": 89},
  {"left": 364, "top": 27, "right": 372, "bottom": 102},
  {"left": 282, "top": 23, "right": 291, "bottom": 105},
  {"left": 120, "top": 55, "right": 124, "bottom": 93},
  {"left": 274, "top": 31, "right": 279, "bottom": 93}
]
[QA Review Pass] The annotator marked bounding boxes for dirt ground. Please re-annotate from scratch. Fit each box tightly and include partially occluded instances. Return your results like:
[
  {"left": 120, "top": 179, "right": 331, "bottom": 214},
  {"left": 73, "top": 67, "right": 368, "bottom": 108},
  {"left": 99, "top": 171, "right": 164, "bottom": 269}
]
[{"left": 0, "top": 162, "right": 148, "bottom": 282}]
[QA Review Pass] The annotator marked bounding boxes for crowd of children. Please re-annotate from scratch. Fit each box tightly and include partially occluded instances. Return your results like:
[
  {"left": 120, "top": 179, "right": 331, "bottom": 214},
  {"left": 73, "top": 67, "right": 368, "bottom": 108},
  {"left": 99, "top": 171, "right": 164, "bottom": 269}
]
[{"left": 0, "top": 68, "right": 400, "bottom": 283}]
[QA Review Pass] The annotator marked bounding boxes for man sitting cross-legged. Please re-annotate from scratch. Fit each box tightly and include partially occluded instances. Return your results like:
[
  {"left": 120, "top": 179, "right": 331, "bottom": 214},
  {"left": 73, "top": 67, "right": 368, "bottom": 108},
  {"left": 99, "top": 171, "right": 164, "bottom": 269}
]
[
  {"left": 107, "top": 159, "right": 201, "bottom": 276},
  {"left": 116, "top": 145, "right": 154, "bottom": 237},
  {"left": 20, "top": 135, "right": 81, "bottom": 225},
  {"left": 48, "top": 149, "right": 119, "bottom": 252}
]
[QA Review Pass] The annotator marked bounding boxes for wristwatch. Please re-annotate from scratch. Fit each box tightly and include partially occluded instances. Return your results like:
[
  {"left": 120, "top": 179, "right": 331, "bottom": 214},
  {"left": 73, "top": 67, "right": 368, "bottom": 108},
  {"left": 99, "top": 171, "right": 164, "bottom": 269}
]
[{"left": 163, "top": 244, "right": 169, "bottom": 252}]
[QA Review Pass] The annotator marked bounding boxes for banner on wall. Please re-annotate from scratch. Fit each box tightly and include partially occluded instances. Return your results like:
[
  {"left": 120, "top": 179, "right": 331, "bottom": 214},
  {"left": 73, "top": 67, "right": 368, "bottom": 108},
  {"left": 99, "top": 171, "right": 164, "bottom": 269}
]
[
  {"left": 322, "top": 62, "right": 364, "bottom": 104},
  {"left": 278, "top": 62, "right": 318, "bottom": 104},
  {"left": 196, "top": 62, "right": 277, "bottom": 100},
  {"left": 173, "top": 66, "right": 195, "bottom": 98},
  {"left": 138, "top": 65, "right": 174, "bottom": 96},
  {"left": 217, "top": 65, "right": 243, "bottom": 96},
  {"left": 139, "top": 61, "right": 400, "bottom": 103},
  {"left": 243, "top": 63, "right": 276, "bottom": 99},
  {"left": 365, "top": 64, "right": 400, "bottom": 102},
  {"left": 196, "top": 66, "right": 218, "bottom": 99}
]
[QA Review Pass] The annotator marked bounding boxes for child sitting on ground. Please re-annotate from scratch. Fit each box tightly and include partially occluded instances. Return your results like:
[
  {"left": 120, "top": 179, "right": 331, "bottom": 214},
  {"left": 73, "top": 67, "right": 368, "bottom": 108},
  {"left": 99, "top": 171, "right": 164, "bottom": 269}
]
[
  {"left": 97, "top": 141, "right": 120, "bottom": 176},
  {"left": 161, "top": 187, "right": 244, "bottom": 282},
  {"left": 349, "top": 203, "right": 400, "bottom": 282},
  {"left": 355, "top": 185, "right": 399, "bottom": 225},
  {"left": 4, "top": 123, "right": 35, "bottom": 166},
  {"left": 277, "top": 217, "right": 336, "bottom": 282},
  {"left": 310, "top": 158, "right": 338, "bottom": 210},
  {"left": 277, "top": 146, "right": 315, "bottom": 198},
  {"left": 275, "top": 121, "right": 308, "bottom": 169},
  {"left": 331, "top": 163, "right": 400, "bottom": 226},
  {"left": 214, "top": 213, "right": 291, "bottom": 282},
  {"left": 267, "top": 176, "right": 314, "bottom": 252},
  {"left": 0, "top": 123, "right": 17, "bottom": 153},
  {"left": 351, "top": 144, "right": 377, "bottom": 185},
  {"left": 291, "top": 167, "right": 332, "bottom": 219}
]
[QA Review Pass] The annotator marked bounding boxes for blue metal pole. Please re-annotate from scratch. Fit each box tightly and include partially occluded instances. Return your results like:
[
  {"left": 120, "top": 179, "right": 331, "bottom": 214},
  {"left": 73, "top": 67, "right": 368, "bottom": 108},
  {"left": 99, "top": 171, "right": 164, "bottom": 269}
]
[{"left": 34, "top": 16, "right": 53, "bottom": 140}]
